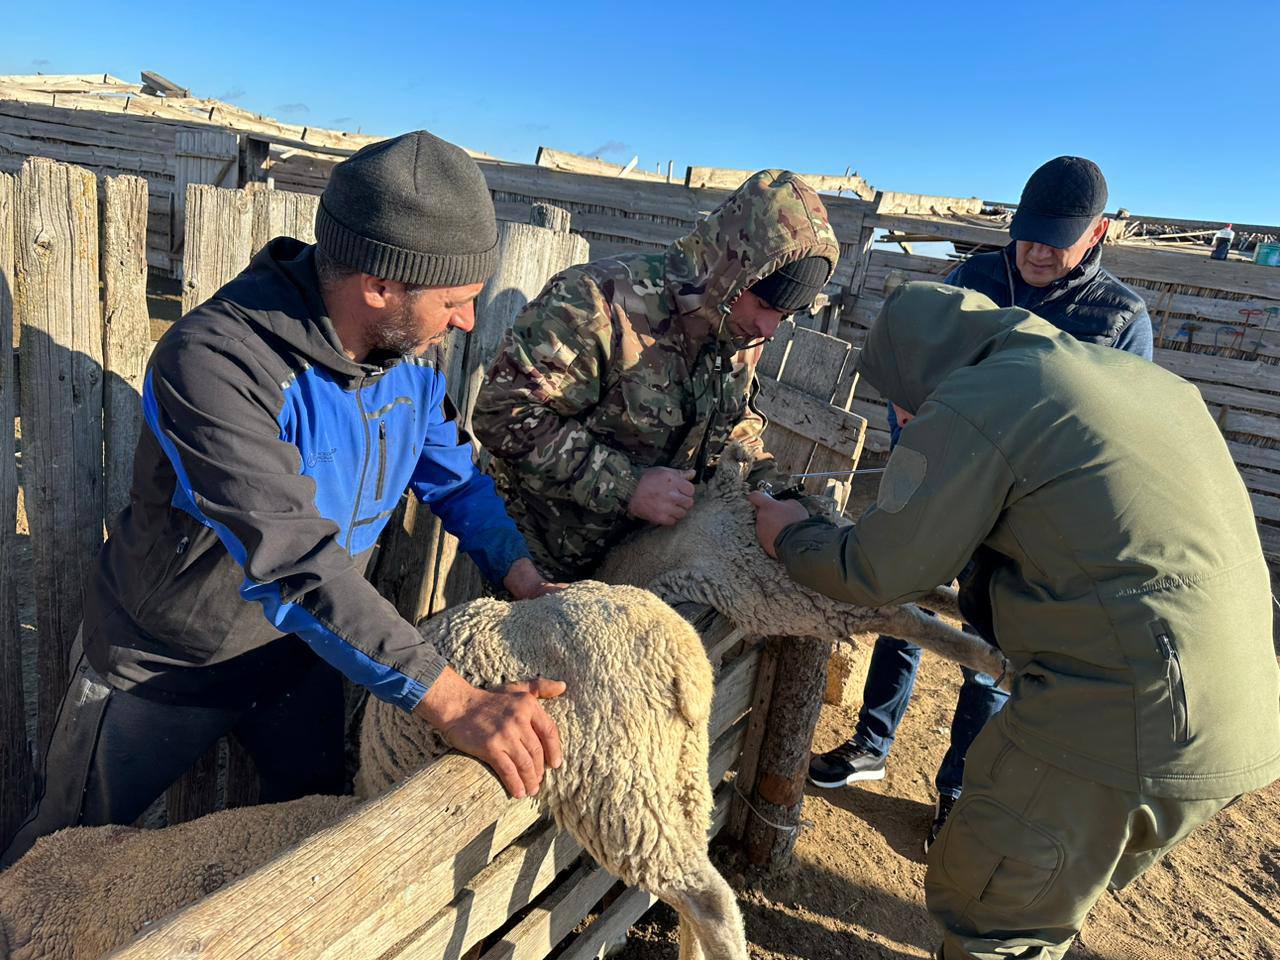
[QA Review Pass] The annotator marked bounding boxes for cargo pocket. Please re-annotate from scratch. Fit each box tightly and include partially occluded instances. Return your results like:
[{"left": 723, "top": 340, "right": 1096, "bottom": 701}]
[{"left": 938, "top": 796, "right": 1065, "bottom": 915}]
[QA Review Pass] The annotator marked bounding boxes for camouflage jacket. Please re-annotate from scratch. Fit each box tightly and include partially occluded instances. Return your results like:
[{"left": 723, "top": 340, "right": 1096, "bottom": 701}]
[{"left": 473, "top": 170, "right": 840, "bottom": 578}]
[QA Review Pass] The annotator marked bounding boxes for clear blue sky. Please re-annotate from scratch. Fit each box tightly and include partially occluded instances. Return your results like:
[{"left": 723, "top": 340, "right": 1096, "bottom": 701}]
[{"left": 5, "top": 1, "right": 1277, "bottom": 224}]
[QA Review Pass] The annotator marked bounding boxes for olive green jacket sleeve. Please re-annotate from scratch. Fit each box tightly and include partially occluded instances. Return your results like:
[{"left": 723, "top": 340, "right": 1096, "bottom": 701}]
[
  {"left": 473, "top": 271, "right": 643, "bottom": 516},
  {"left": 774, "top": 400, "right": 1015, "bottom": 606}
]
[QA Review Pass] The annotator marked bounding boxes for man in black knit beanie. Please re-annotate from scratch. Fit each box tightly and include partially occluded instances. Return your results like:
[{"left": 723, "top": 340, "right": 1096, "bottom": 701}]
[{"left": 4, "top": 131, "right": 565, "bottom": 868}]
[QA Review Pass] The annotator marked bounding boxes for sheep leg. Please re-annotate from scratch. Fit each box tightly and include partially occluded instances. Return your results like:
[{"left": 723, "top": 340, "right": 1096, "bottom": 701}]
[
  {"left": 677, "top": 915, "right": 704, "bottom": 960},
  {"left": 663, "top": 856, "right": 749, "bottom": 960},
  {"left": 877, "top": 604, "right": 1010, "bottom": 685},
  {"left": 921, "top": 582, "right": 961, "bottom": 620}
]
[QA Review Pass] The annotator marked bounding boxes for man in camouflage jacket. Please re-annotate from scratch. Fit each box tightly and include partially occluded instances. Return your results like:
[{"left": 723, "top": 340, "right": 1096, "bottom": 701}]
[{"left": 473, "top": 170, "right": 840, "bottom": 579}]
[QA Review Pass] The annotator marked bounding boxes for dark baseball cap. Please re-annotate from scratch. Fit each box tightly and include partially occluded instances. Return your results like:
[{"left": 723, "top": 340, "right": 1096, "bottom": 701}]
[{"left": 1009, "top": 156, "right": 1108, "bottom": 249}]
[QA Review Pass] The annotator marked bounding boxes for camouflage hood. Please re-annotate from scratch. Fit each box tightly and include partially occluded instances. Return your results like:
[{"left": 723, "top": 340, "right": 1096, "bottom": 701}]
[{"left": 665, "top": 170, "right": 840, "bottom": 335}]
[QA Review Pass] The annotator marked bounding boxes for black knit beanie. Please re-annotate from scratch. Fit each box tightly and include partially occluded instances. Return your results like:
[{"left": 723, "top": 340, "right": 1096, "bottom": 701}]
[
  {"left": 750, "top": 256, "right": 832, "bottom": 312},
  {"left": 315, "top": 130, "right": 499, "bottom": 287}
]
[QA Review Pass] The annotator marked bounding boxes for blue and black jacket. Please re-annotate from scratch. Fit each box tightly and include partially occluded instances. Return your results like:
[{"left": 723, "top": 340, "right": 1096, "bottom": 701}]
[{"left": 83, "top": 239, "right": 529, "bottom": 711}]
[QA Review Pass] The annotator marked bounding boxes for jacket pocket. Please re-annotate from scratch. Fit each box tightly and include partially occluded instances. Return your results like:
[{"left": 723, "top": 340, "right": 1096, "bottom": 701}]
[
  {"left": 937, "top": 796, "right": 1065, "bottom": 913},
  {"left": 131, "top": 511, "right": 203, "bottom": 623},
  {"left": 375, "top": 420, "right": 388, "bottom": 502},
  {"left": 1150, "top": 619, "right": 1190, "bottom": 743}
]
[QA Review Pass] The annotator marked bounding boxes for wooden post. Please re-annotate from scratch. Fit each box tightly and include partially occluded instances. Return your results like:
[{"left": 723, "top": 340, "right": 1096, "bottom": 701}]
[
  {"left": 742, "top": 636, "right": 831, "bottom": 869},
  {"left": 180, "top": 183, "right": 254, "bottom": 315},
  {"left": 15, "top": 157, "right": 105, "bottom": 754},
  {"left": 0, "top": 171, "right": 33, "bottom": 849},
  {"left": 238, "top": 135, "right": 272, "bottom": 186},
  {"left": 100, "top": 175, "right": 151, "bottom": 531},
  {"left": 249, "top": 186, "right": 318, "bottom": 255},
  {"left": 370, "top": 208, "right": 588, "bottom": 621}
]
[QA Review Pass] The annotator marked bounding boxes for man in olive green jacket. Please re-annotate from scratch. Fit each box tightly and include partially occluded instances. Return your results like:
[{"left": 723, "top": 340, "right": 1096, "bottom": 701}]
[{"left": 750, "top": 281, "right": 1280, "bottom": 960}]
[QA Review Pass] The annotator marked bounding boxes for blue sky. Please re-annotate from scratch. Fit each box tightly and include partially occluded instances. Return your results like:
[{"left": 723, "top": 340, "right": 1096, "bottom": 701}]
[{"left": 5, "top": 1, "right": 1277, "bottom": 224}]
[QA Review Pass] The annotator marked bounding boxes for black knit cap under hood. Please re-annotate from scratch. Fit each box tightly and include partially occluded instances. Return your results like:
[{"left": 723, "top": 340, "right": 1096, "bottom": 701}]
[
  {"left": 315, "top": 130, "right": 499, "bottom": 287},
  {"left": 749, "top": 255, "right": 832, "bottom": 313}
]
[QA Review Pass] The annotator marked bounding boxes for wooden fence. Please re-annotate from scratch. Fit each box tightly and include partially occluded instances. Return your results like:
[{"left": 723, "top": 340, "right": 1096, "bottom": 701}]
[{"left": 0, "top": 157, "right": 151, "bottom": 847}]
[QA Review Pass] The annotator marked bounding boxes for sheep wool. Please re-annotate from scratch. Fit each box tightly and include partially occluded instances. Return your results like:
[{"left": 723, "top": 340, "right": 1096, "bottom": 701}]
[
  {"left": 358, "top": 582, "right": 747, "bottom": 960},
  {"left": 594, "top": 442, "right": 1010, "bottom": 682},
  {"left": 0, "top": 795, "right": 355, "bottom": 960}
]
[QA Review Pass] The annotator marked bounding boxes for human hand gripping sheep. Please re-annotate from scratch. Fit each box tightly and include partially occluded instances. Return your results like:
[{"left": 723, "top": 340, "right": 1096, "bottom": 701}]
[
  {"left": 412, "top": 667, "right": 566, "bottom": 800},
  {"left": 746, "top": 490, "right": 808, "bottom": 559}
]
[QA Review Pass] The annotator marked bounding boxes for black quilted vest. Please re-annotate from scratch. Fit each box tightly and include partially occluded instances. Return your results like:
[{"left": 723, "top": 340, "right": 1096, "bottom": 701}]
[{"left": 949, "top": 242, "right": 1146, "bottom": 347}]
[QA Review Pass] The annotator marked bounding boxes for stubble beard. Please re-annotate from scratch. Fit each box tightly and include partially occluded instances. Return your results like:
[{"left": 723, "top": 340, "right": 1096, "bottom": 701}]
[{"left": 369, "top": 298, "right": 433, "bottom": 356}]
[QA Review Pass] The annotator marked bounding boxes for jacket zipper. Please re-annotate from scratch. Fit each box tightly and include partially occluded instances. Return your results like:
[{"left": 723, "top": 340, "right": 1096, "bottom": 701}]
[
  {"left": 375, "top": 420, "right": 387, "bottom": 501},
  {"left": 346, "top": 378, "right": 372, "bottom": 552},
  {"left": 1152, "top": 624, "right": 1190, "bottom": 743}
]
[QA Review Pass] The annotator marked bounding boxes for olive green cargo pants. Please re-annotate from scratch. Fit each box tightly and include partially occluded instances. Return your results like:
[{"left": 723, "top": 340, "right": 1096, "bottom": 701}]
[{"left": 924, "top": 718, "right": 1234, "bottom": 960}]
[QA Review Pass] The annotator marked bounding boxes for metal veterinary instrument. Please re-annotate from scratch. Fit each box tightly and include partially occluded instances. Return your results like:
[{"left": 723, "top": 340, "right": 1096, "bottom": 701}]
[{"left": 754, "top": 466, "right": 887, "bottom": 496}]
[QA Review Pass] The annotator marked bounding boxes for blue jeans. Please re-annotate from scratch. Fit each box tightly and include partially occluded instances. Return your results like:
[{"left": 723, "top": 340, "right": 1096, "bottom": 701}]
[{"left": 853, "top": 632, "right": 1009, "bottom": 799}]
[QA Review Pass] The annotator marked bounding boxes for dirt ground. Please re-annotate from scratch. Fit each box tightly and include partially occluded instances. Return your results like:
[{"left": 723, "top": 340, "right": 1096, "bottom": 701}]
[{"left": 614, "top": 639, "right": 1280, "bottom": 960}]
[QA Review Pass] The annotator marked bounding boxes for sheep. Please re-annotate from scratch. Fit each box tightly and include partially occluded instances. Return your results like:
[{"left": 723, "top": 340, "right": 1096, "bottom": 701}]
[
  {"left": 4, "top": 584, "right": 745, "bottom": 960},
  {"left": 593, "top": 442, "right": 1009, "bottom": 682},
  {"left": 358, "top": 582, "right": 748, "bottom": 960},
  {"left": 0, "top": 794, "right": 355, "bottom": 960}
]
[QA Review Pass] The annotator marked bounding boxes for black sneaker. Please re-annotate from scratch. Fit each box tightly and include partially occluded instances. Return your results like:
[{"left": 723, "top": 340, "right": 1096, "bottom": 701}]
[
  {"left": 924, "top": 794, "right": 958, "bottom": 854},
  {"left": 808, "top": 741, "right": 886, "bottom": 788}
]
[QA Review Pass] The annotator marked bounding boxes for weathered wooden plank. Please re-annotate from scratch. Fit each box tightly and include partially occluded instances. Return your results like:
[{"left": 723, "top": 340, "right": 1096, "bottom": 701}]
[
  {"left": 756, "top": 377, "right": 867, "bottom": 462},
  {"left": 687, "top": 165, "right": 874, "bottom": 200},
  {"left": 535, "top": 147, "right": 668, "bottom": 182},
  {"left": 1130, "top": 281, "right": 1279, "bottom": 327},
  {"left": 708, "top": 646, "right": 760, "bottom": 737},
  {"left": 0, "top": 129, "right": 174, "bottom": 178},
  {"left": 386, "top": 719, "right": 746, "bottom": 960},
  {"left": 0, "top": 170, "right": 32, "bottom": 850},
  {"left": 100, "top": 175, "right": 150, "bottom": 530},
  {"left": 482, "top": 787, "right": 733, "bottom": 960},
  {"left": 874, "top": 190, "right": 982, "bottom": 217},
  {"left": 478, "top": 161, "right": 872, "bottom": 246},
  {"left": 1258, "top": 523, "right": 1280, "bottom": 561},
  {"left": 1240, "top": 467, "right": 1280, "bottom": 498},
  {"left": 15, "top": 157, "right": 104, "bottom": 754},
  {"left": 728, "top": 643, "right": 778, "bottom": 840},
  {"left": 1154, "top": 348, "right": 1280, "bottom": 391},
  {"left": 556, "top": 788, "right": 736, "bottom": 960},
  {"left": 1250, "top": 492, "right": 1280, "bottom": 524},
  {"left": 114, "top": 755, "right": 543, "bottom": 960},
  {"left": 759, "top": 327, "right": 850, "bottom": 479},
  {"left": 249, "top": 186, "right": 318, "bottom": 254},
  {"left": 180, "top": 184, "right": 254, "bottom": 314}
]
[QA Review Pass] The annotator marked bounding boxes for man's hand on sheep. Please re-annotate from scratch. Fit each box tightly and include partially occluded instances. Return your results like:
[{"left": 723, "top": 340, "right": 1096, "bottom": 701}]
[
  {"left": 747, "top": 490, "right": 810, "bottom": 559},
  {"left": 628, "top": 467, "right": 697, "bottom": 526},
  {"left": 413, "top": 668, "right": 565, "bottom": 799},
  {"left": 503, "top": 556, "right": 567, "bottom": 599}
]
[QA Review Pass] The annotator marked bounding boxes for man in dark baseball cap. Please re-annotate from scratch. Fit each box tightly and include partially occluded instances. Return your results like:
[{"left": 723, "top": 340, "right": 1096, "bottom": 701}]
[{"left": 809, "top": 155, "right": 1153, "bottom": 853}]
